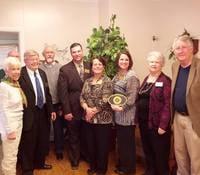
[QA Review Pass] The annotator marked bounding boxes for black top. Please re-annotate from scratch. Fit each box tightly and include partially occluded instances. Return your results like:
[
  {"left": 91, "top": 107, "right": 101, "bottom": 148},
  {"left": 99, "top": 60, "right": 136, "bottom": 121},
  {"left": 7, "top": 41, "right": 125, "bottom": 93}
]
[
  {"left": 137, "top": 82, "right": 153, "bottom": 124},
  {"left": 173, "top": 65, "right": 190, "bottom": 114}
]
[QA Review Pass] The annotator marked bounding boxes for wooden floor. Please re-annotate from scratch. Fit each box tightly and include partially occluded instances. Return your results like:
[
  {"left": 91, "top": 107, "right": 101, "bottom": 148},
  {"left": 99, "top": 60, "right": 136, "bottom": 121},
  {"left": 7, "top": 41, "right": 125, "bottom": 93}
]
[{"left": 24, "top": 145, "right": 145, "bottom": 175}]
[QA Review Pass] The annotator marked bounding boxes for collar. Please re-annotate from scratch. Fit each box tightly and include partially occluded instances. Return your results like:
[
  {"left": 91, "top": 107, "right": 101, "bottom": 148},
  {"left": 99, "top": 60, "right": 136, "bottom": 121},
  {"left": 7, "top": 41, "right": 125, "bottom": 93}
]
[{"left": 26, "top": 67, "right": 39, "bottom": 76}]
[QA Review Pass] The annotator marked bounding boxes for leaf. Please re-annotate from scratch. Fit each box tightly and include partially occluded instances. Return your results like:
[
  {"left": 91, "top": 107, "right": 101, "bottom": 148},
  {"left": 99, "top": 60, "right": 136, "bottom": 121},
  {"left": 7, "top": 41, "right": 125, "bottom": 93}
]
[{"left": 86, "top": 14, "right": 128, "bottom": 78}]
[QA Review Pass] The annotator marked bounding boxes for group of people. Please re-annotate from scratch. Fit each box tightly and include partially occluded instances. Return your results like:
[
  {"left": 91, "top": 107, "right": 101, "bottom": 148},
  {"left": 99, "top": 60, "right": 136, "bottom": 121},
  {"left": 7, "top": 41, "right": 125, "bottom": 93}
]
[{"left": 0, "top": 34, "right": 199, "bottom": 175}]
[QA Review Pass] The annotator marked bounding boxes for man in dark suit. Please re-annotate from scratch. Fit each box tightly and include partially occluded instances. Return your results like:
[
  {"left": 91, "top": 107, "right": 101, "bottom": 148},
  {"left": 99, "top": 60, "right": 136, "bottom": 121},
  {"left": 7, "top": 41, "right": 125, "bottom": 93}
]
[
  {"left": 19, "top": 50, "right": 56, "bottom": 175},
  {"left": 58, "top": 43, "right": 91, "bottom": 170}
]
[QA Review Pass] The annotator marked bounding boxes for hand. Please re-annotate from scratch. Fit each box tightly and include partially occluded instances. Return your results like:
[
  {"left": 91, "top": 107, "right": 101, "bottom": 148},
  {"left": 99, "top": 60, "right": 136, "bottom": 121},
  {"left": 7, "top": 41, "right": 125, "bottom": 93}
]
[
  {"left": 7, "top": 132, "right": 16, "bottom": 140},
  {"left": 158, "top": 127, "right": 166, "bottom": 135},
  {"left": 58, "top": 109, "right": 63, "bottom": 116},
  {"left": 85, "top": 107, "right": 96, "bottom": 122},
  {"left": 64, "top": 113, "right": 73, "bottom": 121},
  {"left": 111, "top": 104, "right": 123, "bottom": 112},
  {"left": 51, "top": 112, "right": 56, "bottom": 121}
]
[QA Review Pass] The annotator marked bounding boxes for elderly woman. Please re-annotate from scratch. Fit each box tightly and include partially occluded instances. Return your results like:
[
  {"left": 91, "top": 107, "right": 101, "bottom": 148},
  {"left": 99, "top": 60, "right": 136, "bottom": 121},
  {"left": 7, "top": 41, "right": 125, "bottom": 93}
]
[
  {"left": 0, "top": 57, "right": 26, "bottom": 175},
  {"left": 136, "top": 51, "right": 171, "bottom": 175},
  {"left": 111, "top": 50, "right": 139, "bottom": 175},
  {"left": 80, "top": 57, "right": 113, "bottom": 175}
]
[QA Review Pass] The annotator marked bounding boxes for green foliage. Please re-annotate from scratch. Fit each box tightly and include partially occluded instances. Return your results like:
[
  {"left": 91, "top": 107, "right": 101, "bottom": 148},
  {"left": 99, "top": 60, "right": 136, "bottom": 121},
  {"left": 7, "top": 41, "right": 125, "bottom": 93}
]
[{"left": 86, "top": 14, "right": 128, "bottom": 78}]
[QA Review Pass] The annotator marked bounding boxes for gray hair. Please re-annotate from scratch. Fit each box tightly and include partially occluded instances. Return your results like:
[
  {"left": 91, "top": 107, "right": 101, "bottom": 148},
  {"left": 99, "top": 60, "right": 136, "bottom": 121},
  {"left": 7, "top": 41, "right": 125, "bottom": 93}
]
[
  {"left": 24, "top": 49, "right": 39, "bottom": 59},
  {"left": 146, "top": 51, "right": 165, "bottom": 66},
  {"left": 3, "top": 56, "right": 21, "bottom": 71},
  {"left": 172, "top": 35, "right": 193, "bottom": 51},
  {"left": 42, "top": 45, "right": 56, "bottom": 56}
]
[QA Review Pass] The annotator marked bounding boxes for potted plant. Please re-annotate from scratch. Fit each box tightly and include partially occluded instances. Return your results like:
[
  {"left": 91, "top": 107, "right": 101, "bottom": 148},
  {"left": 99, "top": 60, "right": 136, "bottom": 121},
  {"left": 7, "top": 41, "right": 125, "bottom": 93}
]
[{"left": 86, "top": 14, "right": 128, "bottom": 78}]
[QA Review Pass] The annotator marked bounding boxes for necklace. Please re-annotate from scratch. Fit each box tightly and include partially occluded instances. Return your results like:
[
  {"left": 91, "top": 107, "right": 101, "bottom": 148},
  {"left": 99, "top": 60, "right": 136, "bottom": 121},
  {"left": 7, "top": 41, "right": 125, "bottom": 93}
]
[
  {"left": 139, "top": 82, "right": 154, "bottom": 95},
  {"left": 92, "top": 75, "right": 103, "bottom": 84},
  {"left": 117, "top": 72, "right": 127, "bottom": 80}
]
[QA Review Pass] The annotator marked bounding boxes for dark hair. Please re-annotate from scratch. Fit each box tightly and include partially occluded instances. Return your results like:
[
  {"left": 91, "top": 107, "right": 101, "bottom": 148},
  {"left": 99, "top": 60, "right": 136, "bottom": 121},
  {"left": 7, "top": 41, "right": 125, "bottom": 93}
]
[
  {"left": 92, "top": 57, "right": 106, "bottom": 67},
  {"left": 115, "top": 50, "right": 133, "bottom": 70},
  {"left": 70, "top": 43, "right": 82, "bottom": 51}
]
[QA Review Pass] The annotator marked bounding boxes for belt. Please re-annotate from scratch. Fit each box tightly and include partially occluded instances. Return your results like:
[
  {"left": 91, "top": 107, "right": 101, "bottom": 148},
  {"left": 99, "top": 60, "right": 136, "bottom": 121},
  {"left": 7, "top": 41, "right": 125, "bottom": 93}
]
[{"left": 178, "top": 111, "right": 188, "bottom": 116}]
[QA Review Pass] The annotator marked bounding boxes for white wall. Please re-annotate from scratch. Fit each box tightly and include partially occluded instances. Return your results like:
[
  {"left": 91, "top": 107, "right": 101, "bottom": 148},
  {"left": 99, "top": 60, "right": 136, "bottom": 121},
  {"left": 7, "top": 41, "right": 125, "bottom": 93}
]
[
  {"left": 0, "top": 0, "right": 199, "bottom": 79},
  {"left": 0, "top": 0, "right": 99, "bottom": 64},
  {"left": 108, "top": 0, "right": 200, "bottom": 79}
]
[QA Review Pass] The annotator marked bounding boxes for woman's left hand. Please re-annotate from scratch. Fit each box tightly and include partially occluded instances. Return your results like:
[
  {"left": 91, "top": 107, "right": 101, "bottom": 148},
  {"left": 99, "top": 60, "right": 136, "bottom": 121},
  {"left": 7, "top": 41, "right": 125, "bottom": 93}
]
[
  {"left": 158, "top": 127, "right": 166, "bottom": 135},
  {"left": 111, "top": 104, "right": 123, "bottom": 112}
]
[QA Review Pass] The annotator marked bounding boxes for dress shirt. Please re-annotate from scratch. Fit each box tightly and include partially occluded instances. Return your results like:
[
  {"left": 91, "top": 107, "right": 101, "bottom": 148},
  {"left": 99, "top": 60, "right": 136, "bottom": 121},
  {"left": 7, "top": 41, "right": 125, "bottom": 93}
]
[{"left": 26, "top": 67, "right": 46, "bottom": 105}]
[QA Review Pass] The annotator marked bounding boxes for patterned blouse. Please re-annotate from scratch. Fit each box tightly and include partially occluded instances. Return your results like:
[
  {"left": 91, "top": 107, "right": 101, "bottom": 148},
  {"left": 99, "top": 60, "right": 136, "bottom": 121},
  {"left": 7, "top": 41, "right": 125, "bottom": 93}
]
[
  {"left": 112, "top": 70, "right": 140, "bottom": 126},
  {"left": 80, "top": 76, "right": 113, "bottom": 124}
]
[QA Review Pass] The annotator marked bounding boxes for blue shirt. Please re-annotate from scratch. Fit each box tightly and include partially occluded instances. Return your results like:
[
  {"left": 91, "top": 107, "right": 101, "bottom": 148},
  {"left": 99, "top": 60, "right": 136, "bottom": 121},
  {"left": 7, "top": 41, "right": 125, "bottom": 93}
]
[{"left": 173, "top": 65, "right": 190, "bottom": 113}]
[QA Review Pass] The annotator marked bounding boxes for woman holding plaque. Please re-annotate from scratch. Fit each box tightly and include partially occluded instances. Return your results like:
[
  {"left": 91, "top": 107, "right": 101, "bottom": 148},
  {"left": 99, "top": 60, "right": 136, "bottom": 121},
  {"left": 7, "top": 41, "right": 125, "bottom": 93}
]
[
  {"left": 111, "top": 50, "right": 140, "bottom": 175},
  {"left": 137, "top": 51, "right": 171, "bottom": 175},
  {"left": 80, "top": 57, "right": 113, "bottom": 175},
  {"left": 0, "top": 57, "right": 26, "bottom": 175}
]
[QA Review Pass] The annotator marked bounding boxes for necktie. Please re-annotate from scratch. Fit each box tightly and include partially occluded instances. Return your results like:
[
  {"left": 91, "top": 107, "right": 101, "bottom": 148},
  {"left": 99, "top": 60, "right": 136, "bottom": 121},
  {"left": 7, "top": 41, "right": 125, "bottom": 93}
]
[
  {"left": 34, "top": 72, "right": 44, "bottom": 108},
  {"left": 79, "top": 64, "right": 84, "bottom": 81}
]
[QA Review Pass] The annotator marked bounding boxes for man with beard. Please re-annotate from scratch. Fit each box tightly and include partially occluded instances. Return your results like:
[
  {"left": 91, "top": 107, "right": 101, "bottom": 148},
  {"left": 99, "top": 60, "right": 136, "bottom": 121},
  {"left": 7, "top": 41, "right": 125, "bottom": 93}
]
[{"left": 40, "top": 45, "right": 64, "bottom": 160}]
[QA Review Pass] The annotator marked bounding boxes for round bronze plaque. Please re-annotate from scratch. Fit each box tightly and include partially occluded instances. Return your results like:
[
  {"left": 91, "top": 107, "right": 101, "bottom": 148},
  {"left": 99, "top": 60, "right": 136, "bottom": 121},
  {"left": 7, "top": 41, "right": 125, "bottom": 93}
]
[{"left": 108, "top": 94, "right": 127, "bottom": 106}]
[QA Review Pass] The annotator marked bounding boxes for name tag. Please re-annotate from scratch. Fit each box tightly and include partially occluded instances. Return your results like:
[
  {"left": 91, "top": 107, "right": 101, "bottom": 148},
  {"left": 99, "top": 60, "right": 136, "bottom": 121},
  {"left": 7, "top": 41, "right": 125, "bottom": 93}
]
[
  {"left": 84, "top": 69, "right": 90, "bottom": 73},
  {"left": 155, "top": 82, "right": 163, "bottom": 87}
]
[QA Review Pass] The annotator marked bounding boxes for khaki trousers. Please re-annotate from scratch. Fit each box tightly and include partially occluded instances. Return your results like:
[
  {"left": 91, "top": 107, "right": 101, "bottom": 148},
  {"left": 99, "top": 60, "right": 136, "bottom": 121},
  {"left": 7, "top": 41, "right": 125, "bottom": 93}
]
[
  {"left": 174, "top": 112, "right": 200, "bottom": 175},
  {"left": 1, "top": 124, "right": 22, "bottom": 175}
]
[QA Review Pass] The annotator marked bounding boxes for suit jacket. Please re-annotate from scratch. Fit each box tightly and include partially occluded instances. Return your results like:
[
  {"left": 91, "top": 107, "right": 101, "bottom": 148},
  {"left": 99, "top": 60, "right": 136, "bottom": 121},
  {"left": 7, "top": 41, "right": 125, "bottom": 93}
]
[
  {"left": 137, "top": 72, "right": 171, "bottom": 130},
  {"left": 19, "top": 66, "right": 53, "bottom": 131},
  {"left": 58, "top": 61, "right": 91, "bottom": 119},
  {"left": 0, "top": 69, "right": 5, "bottom": 81},
  {"left": 172, "top": 56, "right": 200, "bottom": 137}
]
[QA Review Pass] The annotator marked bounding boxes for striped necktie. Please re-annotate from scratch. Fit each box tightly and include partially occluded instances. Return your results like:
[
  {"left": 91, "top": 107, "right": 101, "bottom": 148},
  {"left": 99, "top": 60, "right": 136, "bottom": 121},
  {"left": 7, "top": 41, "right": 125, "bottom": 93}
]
[{"left": 79, "top": 64, "right": 84, "bottom": 81}]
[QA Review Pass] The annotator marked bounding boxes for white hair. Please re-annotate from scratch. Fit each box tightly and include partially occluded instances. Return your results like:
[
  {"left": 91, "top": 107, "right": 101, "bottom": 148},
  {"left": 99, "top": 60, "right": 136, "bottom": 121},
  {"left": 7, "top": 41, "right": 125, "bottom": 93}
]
[
  {"left": 146, "top": 51, "right": 165, "bottom": 66},
  {"left": 172, "top": 35, "right": 193, "bottom": 51},
  {"left": 3, "top": 57, "right": 21, "bottom": 71}
]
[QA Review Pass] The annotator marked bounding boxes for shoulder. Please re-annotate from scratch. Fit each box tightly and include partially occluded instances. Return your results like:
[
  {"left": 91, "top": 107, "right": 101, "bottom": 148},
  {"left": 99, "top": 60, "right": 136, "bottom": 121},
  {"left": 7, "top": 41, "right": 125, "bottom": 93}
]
[
  {"left": 103, "top": 76, "right": 111, "bottom": 82},
  {"left": 0, "top": 82, "right": 10, "bottom": 93},
  {"left": 85, "top": 77, "right": 92, "bottom": 83},
  {"left": 193, "top": 57, "right": 200, "bottom": 67},
  {"left": 21, "top": 66, "right": 26, "bottom": 72},
  {"left": 38, "top": 68, "right": 46, "bottom": 75},
  {"left": 126, "top": 70, "right": 139, "bottom": 81},
  {"left": 0, "top": 82, "right": 7, "bottom": 88},
  {"left": 172, "top": 60, "right": 180, "bottom": 70},
  {"left": 158, "top": 72, "right": 171, "bottom": 85},
  {"left": 55, "top": 62, "right": 62, "bottom": 68},
  {"left": 60, "top": 61, "right": 74, "bottom": 71}
]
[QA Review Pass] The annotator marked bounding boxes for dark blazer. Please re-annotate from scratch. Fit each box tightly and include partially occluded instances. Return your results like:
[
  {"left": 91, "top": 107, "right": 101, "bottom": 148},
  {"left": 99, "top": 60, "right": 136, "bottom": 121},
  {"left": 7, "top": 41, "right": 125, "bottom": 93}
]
[
  {"left": 0, "top": 69, "right": 5, "bottom": 81},
  {"left": 19, "top": 66, "right": 53, "bottom": 131},
  {"left": 58, "top": 61, "right": 91, "bottom": 119},
  {"left": 138, "top": 72, "right": 171, "bottom": 130},
  {"left": 172, "top": 57, "right": 200, "bottom": 137}
]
